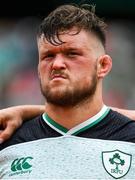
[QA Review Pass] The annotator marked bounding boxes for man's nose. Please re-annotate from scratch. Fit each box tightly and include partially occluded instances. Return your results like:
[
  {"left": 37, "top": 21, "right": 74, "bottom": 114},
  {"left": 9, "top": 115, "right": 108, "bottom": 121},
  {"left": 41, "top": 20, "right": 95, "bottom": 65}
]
[{"left": 52, "top": 54, "right": 66, "bottom": 70}]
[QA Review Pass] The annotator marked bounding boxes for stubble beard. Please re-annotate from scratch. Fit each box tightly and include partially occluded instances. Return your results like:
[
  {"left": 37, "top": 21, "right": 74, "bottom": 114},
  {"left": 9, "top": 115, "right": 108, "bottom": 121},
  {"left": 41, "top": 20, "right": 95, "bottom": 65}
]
[{"left": 40, "top": 73, "right": 98, "bottom": 108}]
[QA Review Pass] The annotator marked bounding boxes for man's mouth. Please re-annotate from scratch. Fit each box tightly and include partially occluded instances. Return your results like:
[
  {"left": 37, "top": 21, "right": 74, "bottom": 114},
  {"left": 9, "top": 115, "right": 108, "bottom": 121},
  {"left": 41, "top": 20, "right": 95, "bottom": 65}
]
[
  {"left": 51, "top": 75, "right": 67, "bottom": 81},
  {"left": 51, "top": 71, "right": 67, "bottom": 80}
]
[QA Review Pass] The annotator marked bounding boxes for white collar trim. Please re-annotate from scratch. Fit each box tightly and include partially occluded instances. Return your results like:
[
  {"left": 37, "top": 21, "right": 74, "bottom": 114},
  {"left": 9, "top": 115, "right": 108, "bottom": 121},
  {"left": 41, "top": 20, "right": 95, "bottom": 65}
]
[{"left": 42, "top": 105, "right": 110, "bottom": 135}]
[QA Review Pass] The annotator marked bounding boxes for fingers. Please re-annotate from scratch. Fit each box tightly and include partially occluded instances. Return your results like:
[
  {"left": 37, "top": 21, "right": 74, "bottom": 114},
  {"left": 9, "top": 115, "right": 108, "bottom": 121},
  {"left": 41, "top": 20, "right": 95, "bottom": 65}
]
[
  {"left": 0, "top": 123, "right": 17, "bottom": 143},
  {"left": 0, "top": 130, "right": 4, "bottom": 143}
]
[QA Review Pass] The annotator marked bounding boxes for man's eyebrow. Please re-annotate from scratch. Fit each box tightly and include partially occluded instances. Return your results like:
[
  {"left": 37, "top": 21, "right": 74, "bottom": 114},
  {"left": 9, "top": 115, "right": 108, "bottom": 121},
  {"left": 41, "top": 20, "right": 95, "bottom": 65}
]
[
  {"left": 64, "top": 47, "right": 79, "bottom": 51},
  {"left": 62, "top": 45, "right": 81, "bottom": 50}
]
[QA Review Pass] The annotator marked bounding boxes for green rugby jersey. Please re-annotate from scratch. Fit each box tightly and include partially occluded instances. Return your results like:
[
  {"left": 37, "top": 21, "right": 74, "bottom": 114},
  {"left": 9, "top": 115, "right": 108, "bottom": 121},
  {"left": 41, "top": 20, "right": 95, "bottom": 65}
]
[{"left": 1, "top": 105, "right": 135, "bottom": 179}]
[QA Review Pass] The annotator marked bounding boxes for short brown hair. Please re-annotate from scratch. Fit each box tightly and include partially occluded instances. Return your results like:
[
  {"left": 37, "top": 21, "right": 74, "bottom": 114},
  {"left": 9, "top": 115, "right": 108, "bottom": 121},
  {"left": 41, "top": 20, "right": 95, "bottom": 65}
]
[{"left": 37, "top": 4, "right": 107, "bottom": 47}]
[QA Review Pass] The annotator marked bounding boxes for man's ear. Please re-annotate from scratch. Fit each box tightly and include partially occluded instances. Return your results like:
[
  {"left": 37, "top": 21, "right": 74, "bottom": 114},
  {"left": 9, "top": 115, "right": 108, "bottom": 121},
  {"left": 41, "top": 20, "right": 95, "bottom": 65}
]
[{"left": 97, "top": 55, "right": 112, "bottom": 78}]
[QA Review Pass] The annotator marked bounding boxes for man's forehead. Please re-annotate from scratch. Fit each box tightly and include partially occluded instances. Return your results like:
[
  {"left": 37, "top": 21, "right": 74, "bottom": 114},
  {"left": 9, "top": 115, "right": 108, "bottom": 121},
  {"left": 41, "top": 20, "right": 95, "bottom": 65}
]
[
  {"left": 38, "top": 40, "right": 82, "bottom": 54},
  {"left": 37, "top": 34, "right": 82, "bottom": 50}
]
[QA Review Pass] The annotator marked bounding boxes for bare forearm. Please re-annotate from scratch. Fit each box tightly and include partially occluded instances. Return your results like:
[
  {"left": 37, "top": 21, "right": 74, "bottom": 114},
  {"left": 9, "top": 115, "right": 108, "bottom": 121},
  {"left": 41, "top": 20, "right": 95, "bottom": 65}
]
[
  {"left": 111, "top": 107, "right": 135, "bottom": 120},
  {"left": 16, "top": 105, "right": 45, "bottom": 120}
]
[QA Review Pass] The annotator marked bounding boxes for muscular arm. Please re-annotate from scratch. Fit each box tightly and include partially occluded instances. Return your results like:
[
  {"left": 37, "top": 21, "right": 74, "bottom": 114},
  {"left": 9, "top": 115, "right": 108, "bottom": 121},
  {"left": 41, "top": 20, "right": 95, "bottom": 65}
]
[{"left": 0, "top": 105, "right": 135, "bottom": 143}]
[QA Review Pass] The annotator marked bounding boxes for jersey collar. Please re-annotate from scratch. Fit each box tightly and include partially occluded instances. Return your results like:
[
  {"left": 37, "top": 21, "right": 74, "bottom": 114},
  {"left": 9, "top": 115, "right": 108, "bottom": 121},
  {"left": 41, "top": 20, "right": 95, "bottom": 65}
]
[{"left": 42, "top": 105, "right": 110, "bottom": 136}]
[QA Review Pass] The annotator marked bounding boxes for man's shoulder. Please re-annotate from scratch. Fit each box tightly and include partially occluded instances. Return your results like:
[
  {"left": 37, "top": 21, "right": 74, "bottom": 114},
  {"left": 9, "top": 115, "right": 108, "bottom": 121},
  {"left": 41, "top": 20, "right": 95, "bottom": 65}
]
[
  {"left": 13, "top": 114, "right": 43, "bottom": 135},
  {"left": 109, "top": 109, "right": 135, "bottom": 124},
  {"left": 21, "top": 114, "right": 43, "bottom": 128},
  {"left": 83, "top": 109, "right": 135, "bottom": 143},
  {"left": 108, "top": 109, "right": 135, "bottom": 141}
]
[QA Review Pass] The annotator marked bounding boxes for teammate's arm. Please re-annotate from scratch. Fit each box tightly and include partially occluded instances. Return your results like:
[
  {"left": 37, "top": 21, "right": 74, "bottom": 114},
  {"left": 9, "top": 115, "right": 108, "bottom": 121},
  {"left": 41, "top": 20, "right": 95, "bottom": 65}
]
[
  {"left": 0, "top": 105, "right": 135, "bottom": 143},
  {"left": 0, "top": 105, "right": 45, "bottom": 143},
  {"left": 111, "top": 107, "right": 135, "bottom": 120}
]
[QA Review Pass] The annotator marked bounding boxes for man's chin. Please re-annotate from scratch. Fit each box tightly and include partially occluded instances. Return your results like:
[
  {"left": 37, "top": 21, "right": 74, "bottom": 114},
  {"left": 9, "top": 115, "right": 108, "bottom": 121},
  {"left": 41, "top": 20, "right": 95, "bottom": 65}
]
[
  {"left": 43, "top": 88, "right": 74, "bottom": 106},
  {"left": 50, "top": 78, "right": 68, "bottom": 87},
  {"left": 46, "top": 90, "right": 68, "bottom": 99},
  {"left": 49, "top": 83, "right": 70, "bottom": 93}
]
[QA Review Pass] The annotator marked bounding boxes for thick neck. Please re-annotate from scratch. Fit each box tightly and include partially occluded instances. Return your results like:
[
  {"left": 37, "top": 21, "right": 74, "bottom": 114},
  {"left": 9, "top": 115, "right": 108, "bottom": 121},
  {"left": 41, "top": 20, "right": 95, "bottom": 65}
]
[{"left": 45, "top": 87, "right": 103, "bottom": 129}]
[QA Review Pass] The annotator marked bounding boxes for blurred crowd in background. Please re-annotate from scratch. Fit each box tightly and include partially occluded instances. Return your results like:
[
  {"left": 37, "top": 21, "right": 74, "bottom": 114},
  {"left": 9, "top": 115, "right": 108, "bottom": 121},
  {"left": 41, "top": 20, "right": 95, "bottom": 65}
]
[{"left": 0, "top": 16, "right": 135, "bottom": 109}]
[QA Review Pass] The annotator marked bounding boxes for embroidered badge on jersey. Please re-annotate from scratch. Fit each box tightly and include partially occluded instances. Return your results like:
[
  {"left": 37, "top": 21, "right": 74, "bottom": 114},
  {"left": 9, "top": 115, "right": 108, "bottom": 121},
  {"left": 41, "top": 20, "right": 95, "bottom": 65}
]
[{"left": 102, "top": 149, "right": 132, "bottom": 179}]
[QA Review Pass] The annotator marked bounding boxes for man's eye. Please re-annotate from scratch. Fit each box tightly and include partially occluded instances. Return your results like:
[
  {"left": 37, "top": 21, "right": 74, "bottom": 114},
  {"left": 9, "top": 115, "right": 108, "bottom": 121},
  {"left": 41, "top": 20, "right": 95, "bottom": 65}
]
[
  {"left": 68, "top": 52, "right": 78, "bottom": 57},
  {"left": 44, "top": 54, "right": 54, "bottom": 60},
  {"left": 46, "top": 54, "right": 54, "bottom": 58}
]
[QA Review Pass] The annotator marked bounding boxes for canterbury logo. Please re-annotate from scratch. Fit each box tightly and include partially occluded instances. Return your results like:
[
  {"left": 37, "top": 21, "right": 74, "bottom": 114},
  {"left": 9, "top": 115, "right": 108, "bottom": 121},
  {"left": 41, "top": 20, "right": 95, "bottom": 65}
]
[{"left": 11, "top": 157, "right": 33, "bottom": 172}]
